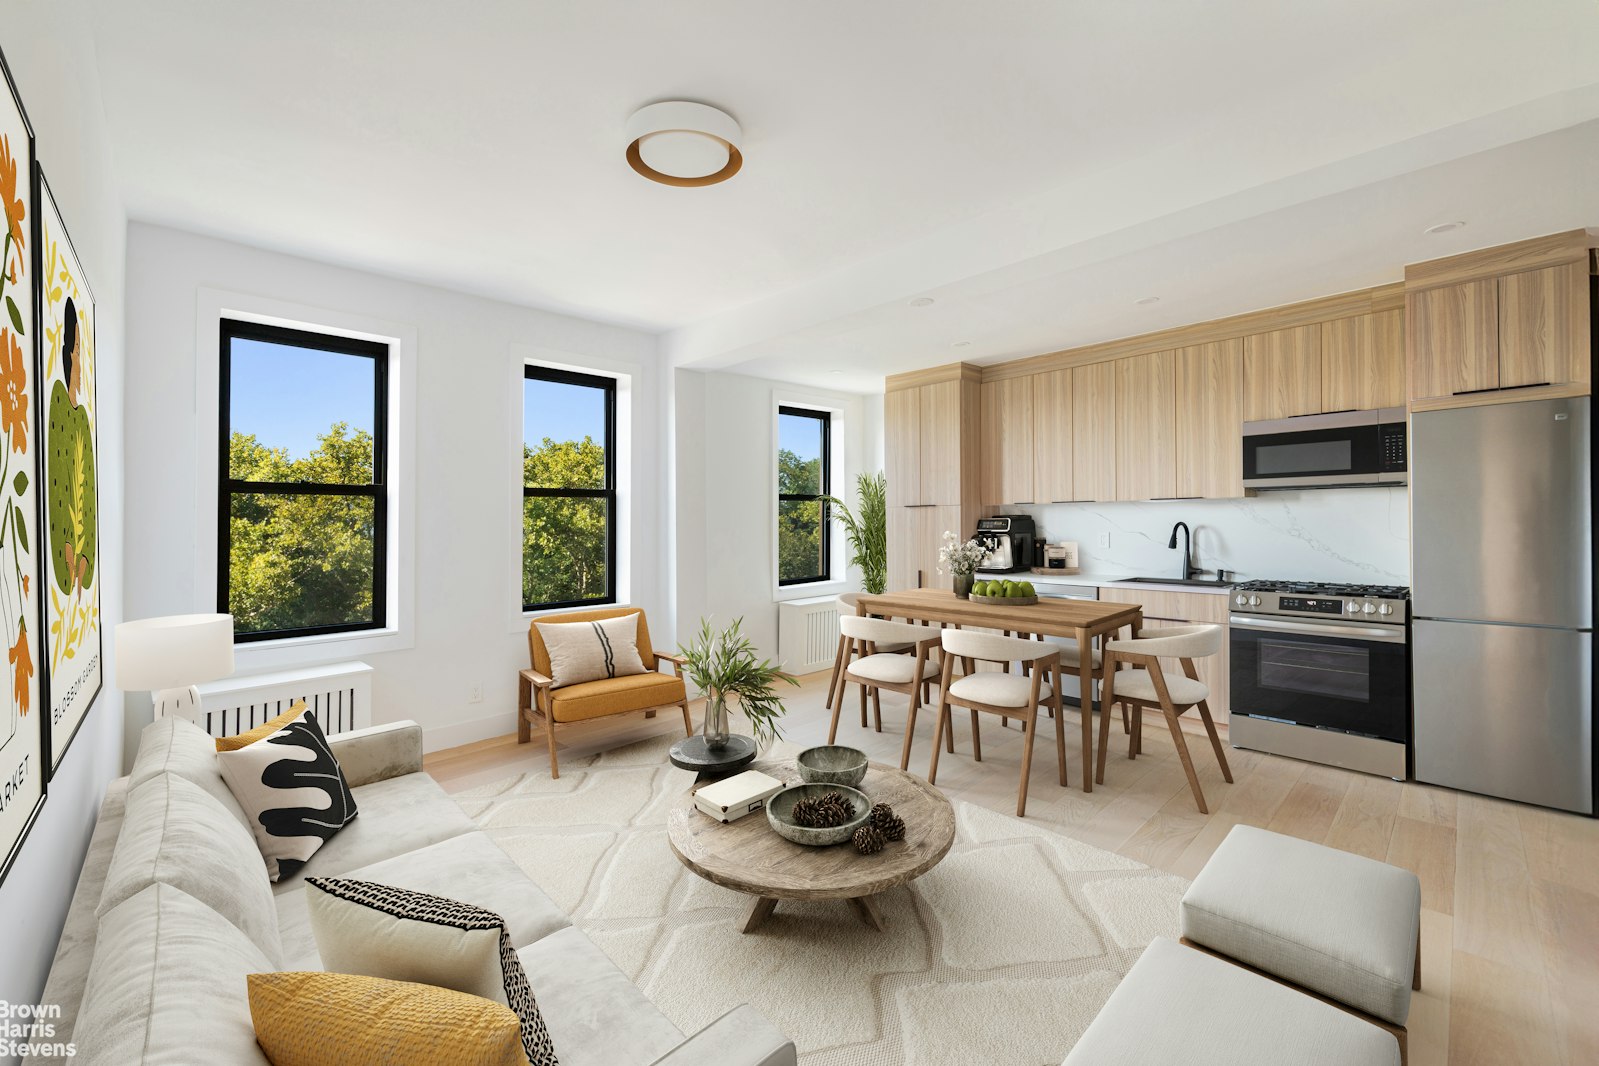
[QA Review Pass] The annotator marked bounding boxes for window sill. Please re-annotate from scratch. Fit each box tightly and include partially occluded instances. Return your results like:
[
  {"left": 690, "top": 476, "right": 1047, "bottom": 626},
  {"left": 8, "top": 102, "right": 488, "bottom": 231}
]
[
  {"left": 511, "top": 601, "right": 634, "bottom": 634},
  {"left": 774, "top": 579, "right": 847, "bottom": 603},
  {"left": 233, "top": 624, "right": 414, "bottom": 671}
]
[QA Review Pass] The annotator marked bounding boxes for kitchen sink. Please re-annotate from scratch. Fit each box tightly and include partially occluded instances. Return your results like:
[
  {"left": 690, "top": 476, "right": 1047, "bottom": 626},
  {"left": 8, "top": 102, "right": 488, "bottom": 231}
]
[{"left": 1118, "top": 576, "right": 1236, "bottom": 588}]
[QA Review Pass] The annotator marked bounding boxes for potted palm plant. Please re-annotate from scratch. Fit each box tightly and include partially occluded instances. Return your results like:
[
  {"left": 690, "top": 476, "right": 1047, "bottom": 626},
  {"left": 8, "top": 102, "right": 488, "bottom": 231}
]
[
  {"left": 678, "top": 618, "right": 798, "bottom": 750},
  {"left": 823, "top": 471, "right": 887, "bottom": 595}
]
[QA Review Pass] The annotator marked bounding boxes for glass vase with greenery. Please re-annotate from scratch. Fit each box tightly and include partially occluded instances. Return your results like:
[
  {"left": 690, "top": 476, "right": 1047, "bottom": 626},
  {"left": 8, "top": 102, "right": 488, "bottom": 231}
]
[
  {"left": 678, "top": 618, "right": 799, "bottom": 750},
  {"left": 822, "top": 470, "right": 887, "bottom": 595}
]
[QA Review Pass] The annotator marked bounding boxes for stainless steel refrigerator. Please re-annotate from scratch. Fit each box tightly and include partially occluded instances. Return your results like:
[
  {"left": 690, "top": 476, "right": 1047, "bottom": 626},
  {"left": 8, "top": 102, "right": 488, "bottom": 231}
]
[{"left": 1410, "top": 395, "right": 1594, "bottom": 814}]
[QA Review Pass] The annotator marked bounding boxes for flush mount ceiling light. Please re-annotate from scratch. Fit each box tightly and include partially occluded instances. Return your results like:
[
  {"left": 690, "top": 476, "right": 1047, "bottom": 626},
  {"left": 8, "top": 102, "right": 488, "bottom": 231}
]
[
  {"left": 952, "top": 340, "right": 971, "bottom": 347},
  {"left": 908, "top": 297, "right": 935, "bottom": 307},
  {"left": 625, "top": 101, "right": 742, "bottom": 187},
  {"left": 1423, "top": 220, "right": 1466, "bottom": 235},
  {"left": 1135, "top": 295, "right": 1161, "bottom": 306}
]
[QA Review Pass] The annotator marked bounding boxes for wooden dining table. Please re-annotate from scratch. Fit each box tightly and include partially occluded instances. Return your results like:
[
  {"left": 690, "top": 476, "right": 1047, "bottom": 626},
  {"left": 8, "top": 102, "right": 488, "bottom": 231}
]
[{"left": 856, "top": 588, "right": 1143, "bottom": 793}]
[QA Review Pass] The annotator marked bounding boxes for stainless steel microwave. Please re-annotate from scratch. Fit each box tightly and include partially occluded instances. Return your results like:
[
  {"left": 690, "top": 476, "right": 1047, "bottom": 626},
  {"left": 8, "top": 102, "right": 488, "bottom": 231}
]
[{"left": 1242, "top": 408, "right": 1407, "bottom": 490}]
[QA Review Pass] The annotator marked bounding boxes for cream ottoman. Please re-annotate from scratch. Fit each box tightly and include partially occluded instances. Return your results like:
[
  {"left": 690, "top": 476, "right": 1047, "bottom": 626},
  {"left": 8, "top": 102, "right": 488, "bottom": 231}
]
[
  {"left": 1180, "top": 826, "right": 1420, "bottom": 1028},
  {"left": 1063, "top": 937, "right": 1400, "bottom": 1066}
]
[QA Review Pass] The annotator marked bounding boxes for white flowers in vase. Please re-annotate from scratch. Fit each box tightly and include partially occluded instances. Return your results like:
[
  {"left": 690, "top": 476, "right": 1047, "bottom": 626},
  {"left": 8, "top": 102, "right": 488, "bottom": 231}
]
[{"left": 937, "top": 531, "right": 990, "bottom": 577}]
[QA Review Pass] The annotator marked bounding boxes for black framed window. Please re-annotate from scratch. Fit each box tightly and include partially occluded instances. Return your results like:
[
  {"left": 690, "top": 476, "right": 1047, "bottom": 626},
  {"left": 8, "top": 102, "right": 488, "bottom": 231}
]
[
  {"left": 777, "top": 406, "right": 831, "bottom": 585},
  {"left": 218, "top": 319, "right": 389, "bottom": 642},
  {"left": 523, "top": 366, "right": 617, "bottom": 611}
]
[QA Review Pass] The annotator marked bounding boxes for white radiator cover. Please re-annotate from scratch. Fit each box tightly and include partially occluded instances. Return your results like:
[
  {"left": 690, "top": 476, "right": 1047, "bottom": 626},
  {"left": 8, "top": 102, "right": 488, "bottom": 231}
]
[
  {"left": 194, "top": 660, "right": 375, "bottom": 738},
  {"left": 777, "top": 596, "right": 841, "bottom": 674}
]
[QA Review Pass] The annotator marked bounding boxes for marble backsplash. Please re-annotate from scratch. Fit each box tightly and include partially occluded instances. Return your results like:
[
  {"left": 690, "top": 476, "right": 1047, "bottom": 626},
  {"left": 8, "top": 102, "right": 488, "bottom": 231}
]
[{"left": 1014, "top": 486, "right": 1410, "bottom": 586}]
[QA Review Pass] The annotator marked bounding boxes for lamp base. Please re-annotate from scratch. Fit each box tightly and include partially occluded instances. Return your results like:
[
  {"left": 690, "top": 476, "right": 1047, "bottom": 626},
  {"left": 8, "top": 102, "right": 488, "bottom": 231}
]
[{"left": 152, "top": 685, "right": 203, "bottom": 722}]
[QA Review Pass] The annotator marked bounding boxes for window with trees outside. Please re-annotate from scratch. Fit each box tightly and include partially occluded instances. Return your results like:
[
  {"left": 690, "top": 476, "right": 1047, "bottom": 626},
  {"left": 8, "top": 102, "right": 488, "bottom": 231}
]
[
  {"left": 523, "top": 366, "right": 616, "bottom": 611},
  {"left": 777, "top": 406, "right": 831, "bottom": 585},
  {"left": 219, "top": 320, "right": 389, "bottom": 642}
]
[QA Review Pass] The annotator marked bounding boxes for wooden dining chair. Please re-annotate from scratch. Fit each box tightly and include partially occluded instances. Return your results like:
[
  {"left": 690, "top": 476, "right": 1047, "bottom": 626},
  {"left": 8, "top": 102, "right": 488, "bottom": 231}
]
[
  {"left": 825, "top": 593, "right": 921, "bottom": 717},
  {"left": 1096, "top": 624, "right": 1232, "bottom": 814},
  {"left": 827, "top": 615, "right": 945, "bottom": 770},
  {"left": 928, "top": 628, "right": 1066, "bottom": 816}
]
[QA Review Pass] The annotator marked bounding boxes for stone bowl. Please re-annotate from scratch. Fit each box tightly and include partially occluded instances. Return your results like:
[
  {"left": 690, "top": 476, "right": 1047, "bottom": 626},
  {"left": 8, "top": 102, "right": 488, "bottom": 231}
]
[
  {"left": 766, "top": 783, "right": 871, "bottom": 846},
  {"left": 795, "top": 745, "right": 869, "bottom": 787}
]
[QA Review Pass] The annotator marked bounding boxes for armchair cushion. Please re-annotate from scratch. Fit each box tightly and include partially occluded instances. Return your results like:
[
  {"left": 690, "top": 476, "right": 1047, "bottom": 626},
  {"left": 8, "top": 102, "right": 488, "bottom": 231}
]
[
  {"left": 530, "top": 606, "right": 658, "bottom": 674},
  {"left": 549, "top": 672, "right": 687, "bottom": 723},
  {"left": 536, "top": 613, "right": 647, "bottom": 688}
]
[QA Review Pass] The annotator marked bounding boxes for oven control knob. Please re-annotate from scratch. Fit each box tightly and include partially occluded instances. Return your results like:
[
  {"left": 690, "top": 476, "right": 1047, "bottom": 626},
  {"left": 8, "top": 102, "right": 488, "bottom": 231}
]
[
  {"left": 1346, "top": 601, "right": 1361, "bottom": 614},
  {"left": 1247, "top": 595, "right": 1261, "bottom": 607},
  {"left": 1362, "top": 602, "right": 1377, "bottom": 615},
  {"left": 1378, "top": 604, "right": 1394, "bottom": 616},
  {"left": 1235, "top": 594, "right": 1248, "bottom": 607}
]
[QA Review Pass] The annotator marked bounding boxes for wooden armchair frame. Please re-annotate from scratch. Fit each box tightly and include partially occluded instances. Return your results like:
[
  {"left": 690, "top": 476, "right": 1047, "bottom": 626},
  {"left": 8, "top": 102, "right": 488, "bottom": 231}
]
[{"left": 519, "top": 652, "right": 693, "bottom": 779}]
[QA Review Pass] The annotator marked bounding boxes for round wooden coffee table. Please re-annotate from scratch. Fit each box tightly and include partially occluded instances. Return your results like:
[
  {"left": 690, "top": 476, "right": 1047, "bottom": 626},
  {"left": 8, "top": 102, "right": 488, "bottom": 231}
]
[{"left": 667, "top": 758, "right": 955, "bottom": 933}]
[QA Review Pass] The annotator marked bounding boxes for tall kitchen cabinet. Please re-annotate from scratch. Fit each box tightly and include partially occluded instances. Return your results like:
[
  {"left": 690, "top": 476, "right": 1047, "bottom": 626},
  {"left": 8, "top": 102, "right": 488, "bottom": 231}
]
[
  {"left": 884, "top": 365, "right": 983, "bottom": 591},
  {"left": 1406, "top": 230, "right": 1593, "bottom": 408}
]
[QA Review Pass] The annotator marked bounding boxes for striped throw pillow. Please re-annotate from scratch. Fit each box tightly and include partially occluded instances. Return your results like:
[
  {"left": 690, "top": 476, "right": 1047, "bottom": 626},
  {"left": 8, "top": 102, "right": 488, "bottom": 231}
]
[{"left": 535, "top": 614, "right": 646, "bottom": 688}]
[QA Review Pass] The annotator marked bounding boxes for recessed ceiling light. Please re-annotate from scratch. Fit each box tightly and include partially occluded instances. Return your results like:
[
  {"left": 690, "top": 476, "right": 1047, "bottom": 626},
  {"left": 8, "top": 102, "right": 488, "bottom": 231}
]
[
  {"left": 952, "top": 340, "right": 971, "bottom": 348},
  {"left": 625, "top": 101, "right": 742, "bottom": 187},
  {"left": 1135, "top": 296, "right": 1161, "bottom": 306},
  {"left": 908, "top": 297, "right": 935, "bottom": 308},
  {"left": 830, "top": 370, "right": 844, "bottom": 376},
  {"left": 1423, "top": 221, "right": 1466, "bottom": 235}
]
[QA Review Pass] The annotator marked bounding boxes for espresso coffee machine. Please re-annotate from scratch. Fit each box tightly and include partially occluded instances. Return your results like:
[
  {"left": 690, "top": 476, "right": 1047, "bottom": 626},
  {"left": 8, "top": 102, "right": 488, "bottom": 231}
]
[{"left": 974, "top": 515, "right": 1036, "bottom": 574}]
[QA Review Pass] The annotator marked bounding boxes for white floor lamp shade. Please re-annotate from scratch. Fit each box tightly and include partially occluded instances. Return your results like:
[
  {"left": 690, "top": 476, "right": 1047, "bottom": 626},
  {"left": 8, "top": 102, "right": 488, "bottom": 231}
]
[{"left": 116, "top": 614, "right": 235, "bottom": 721}]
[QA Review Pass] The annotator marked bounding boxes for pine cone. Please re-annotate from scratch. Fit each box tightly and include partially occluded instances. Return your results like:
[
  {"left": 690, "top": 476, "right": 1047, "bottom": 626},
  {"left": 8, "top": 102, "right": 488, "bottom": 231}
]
[
  {"left": 853, "top": 824, "right": 886, "bottom": 854},
  {"left": 793, "top": 791, "right": 856, "bottom": 829},
  {"left": 881, "top": 814, "right": 906, "bottom": 842},
  {"left": 869, "top": 803, "right": 896, "bottom": 829}
]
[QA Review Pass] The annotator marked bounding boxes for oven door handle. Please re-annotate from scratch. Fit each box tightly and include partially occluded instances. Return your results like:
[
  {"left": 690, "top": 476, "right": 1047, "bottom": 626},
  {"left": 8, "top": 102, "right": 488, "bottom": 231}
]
[{"left": 1228, "top": 615, "right": 1408, "bottom": 644}]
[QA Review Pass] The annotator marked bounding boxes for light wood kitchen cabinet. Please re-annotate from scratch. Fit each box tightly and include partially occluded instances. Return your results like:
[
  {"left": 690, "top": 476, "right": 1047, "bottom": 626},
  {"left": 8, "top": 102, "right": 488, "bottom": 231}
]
[
  {"left": 884, "top": 388, "right": 921, "bottom": 509},
  {"left": 1242, "top": 324, "right": 1322, "bottom": 421},
  {"left": 1497, "top": 262, "right": 1591, "bottom": 390},
  {"left": 1099, "top": 586, "right": 1230, "bottom": 723},
  {"left": 1407, "top": 279, "right": 1499, "bottom": 401},
  {"left": 884, "top": 367, "right": 983, "bottom": 593},
  {"left": 980, "top": 376, "right": 1035, "bottom": 505},
  {"left": 1175, "top": 339, "right": 1244, "bottom": 499},
  {"left": 1031, "top": 369, "right": 1074, "bottom": 504},
  {"left": 919, "top": 380, "right": 964, "bottom": 506},
  {"left": 887, "top": 504, "right": 959, "bottom": 592},
  {"left": 1115, "top": 351, "right": 1177, "bottom": 501},
  {"left": 1321, "top": 310, "right": 1404, "bottom": 412},
  {"left": 1071, "top": 361, "right": 1117, "bottom": 503}
]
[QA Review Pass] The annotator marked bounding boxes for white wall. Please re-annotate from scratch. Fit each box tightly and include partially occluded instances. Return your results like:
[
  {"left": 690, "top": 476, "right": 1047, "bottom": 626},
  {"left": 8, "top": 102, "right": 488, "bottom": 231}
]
[
  {"left": 1019, "top": 487, "right": 1410, "bottom": 585},
  {"left": 122, "top": 224, "right": 664, "bottom": 753},
  {"left": 0, "top": 0, "right": 128, "bottom": 1031},
  {"left": 673, "top": 368, "right": 881, "bottom": 666}
]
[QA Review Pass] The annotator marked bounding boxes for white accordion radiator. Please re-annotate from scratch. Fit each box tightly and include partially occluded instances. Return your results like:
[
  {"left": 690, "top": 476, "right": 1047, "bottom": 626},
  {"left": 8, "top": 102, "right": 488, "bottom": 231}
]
[
  {"left": 776, "top": 596, "right": 842, "bottom": 674},
  {"left": 194, "top": 661, "right": 375, "bottom": 738}
]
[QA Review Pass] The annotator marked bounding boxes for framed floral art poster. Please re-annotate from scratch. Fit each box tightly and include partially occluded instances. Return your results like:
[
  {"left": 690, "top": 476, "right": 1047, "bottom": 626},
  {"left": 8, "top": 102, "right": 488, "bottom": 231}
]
[
  {"left": 36, "top": 170, "right": 100, "bottom": 776},
  {"left": 0, "top": 47, "right": 44, "bottom": 886}
]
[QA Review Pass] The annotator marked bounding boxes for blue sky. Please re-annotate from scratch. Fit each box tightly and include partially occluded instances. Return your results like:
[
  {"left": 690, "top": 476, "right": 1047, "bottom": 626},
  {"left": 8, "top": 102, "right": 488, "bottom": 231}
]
[
  {"left": 230, "top": 339, "right": 373, "bottom": 456},
  {"left": 524, "top": 377, "right": 607, "bottom": 448},
  {"left": 778, "top": 410, "right": 823, "bottom": 460}
]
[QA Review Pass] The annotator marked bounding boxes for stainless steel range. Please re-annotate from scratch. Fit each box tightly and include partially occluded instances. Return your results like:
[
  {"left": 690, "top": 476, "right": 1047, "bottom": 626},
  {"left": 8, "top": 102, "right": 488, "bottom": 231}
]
[{"left": 1228, "top": 580, "right": 1410, "bottom": 780}]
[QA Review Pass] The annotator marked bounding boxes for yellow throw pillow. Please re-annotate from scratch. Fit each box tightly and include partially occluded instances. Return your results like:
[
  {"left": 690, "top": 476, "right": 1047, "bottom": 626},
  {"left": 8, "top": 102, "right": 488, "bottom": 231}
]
[
  {"left": 247, "top": 972, "right": 533, "bottom": 1066},
  {"left": 216, "top": 701, "right": 310, "bottom": 752}
]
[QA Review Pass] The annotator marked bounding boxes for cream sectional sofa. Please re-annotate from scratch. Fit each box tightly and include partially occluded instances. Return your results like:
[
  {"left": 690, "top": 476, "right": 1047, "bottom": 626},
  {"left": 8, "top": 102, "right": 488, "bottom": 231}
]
[{"left": 33, "top": 716, "right": 796, "bottom": 1066}]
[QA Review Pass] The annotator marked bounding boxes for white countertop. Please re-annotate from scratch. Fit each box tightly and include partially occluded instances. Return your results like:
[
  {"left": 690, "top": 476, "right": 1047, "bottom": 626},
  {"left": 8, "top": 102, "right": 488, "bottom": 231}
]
[{"left": 1017, "top": 573, "right": 1237, "bottom": 596}]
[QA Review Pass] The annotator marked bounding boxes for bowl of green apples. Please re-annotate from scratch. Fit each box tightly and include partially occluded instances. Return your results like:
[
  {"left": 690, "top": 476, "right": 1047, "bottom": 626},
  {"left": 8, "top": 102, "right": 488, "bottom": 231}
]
[{"left": 968, "top": 578, "right": 1039, "bottom": 606}]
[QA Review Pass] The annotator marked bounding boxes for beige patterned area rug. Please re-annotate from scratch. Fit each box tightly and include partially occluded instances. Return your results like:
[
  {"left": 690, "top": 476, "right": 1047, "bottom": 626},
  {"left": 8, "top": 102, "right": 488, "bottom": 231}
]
[{"left": 453, "top": 736, "right": 1188, "bottom": 1066}]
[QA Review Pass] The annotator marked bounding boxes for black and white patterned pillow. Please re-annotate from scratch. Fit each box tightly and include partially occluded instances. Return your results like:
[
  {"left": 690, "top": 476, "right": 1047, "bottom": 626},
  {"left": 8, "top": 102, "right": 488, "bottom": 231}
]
[
  {"left": 305, "top": 877, "right": 559, "bottom": 1066},
  {"left": 216, "top": 707, "right": 357, "bottom": 882},
  {"left": 534, "top": 613, "right": 646, "bottom": 688}
]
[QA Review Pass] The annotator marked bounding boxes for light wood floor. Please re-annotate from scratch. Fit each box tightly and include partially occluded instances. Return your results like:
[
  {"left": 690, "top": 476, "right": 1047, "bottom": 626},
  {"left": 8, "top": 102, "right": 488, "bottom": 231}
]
[{"left": 425, "top": 671, "right": 1599, "bottom": 1066}]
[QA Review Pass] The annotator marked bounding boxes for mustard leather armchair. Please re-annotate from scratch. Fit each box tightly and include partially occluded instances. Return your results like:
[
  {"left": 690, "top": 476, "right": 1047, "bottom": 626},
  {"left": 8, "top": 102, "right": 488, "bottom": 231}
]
[{"left": 519, "top": 606, "right": 693, "bottom": 778}]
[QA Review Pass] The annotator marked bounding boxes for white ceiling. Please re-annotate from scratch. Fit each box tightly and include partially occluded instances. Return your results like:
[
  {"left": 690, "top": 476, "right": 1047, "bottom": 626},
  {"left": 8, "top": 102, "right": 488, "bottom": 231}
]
[{"left": 88, "top": 0, "right": 1599, "bottom": 392}]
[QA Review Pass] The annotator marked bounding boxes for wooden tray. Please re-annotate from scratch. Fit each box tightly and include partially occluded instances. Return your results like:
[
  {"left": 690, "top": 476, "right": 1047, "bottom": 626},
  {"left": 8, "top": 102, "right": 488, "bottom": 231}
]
[
  {"left": 968, "top": 593, "right": 1040, "bottom": 606},
  {"left": 1030, "top": 566, "right": 1081, "bottom": 576}
]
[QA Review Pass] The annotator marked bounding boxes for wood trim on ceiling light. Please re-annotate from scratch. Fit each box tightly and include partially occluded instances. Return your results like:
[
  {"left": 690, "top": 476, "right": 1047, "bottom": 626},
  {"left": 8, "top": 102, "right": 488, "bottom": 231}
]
[{"left": 626, "top": 138, "right": 742, "bottom": 187}]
